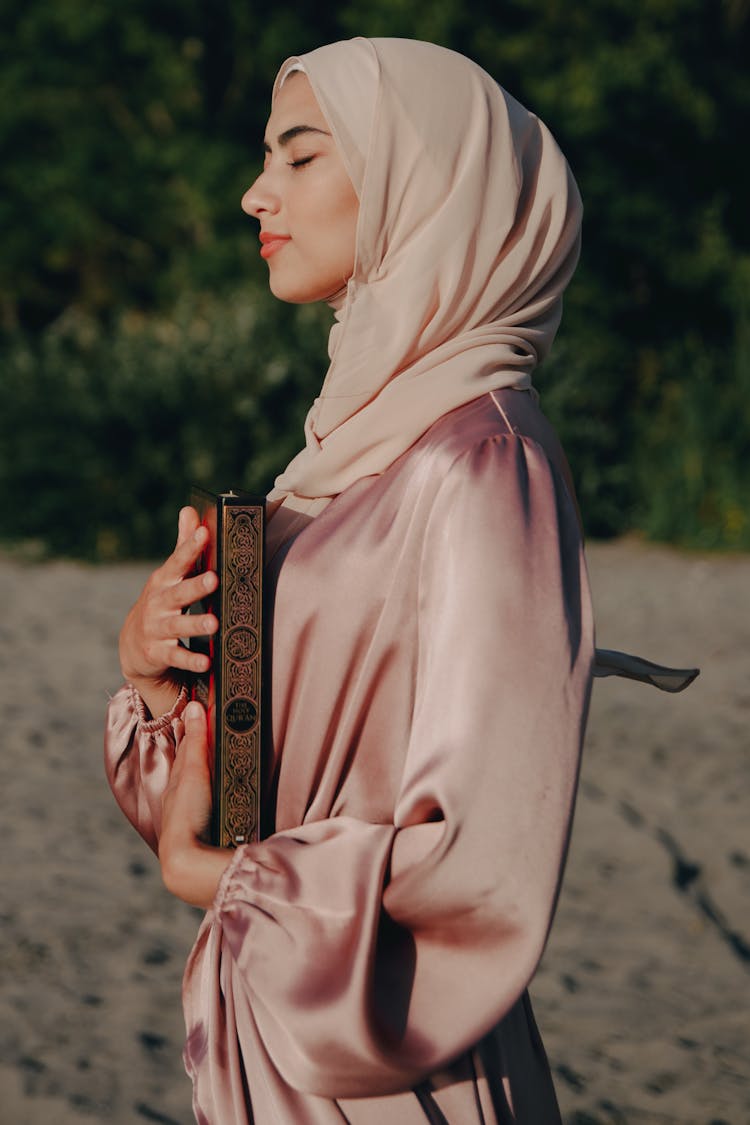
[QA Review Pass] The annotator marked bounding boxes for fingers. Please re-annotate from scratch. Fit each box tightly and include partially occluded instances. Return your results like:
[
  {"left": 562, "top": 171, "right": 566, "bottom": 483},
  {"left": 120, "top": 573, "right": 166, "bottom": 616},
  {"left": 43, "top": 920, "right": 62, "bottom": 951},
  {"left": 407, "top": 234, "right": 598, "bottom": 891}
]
[
  {"left": 176, "top": 506, "right": 200, "bottom": 547},
  {"left": 119, "top": 509, "right": 219, "bottom": 687},
  {"left": 162, "top": 523, "right": 212, "bottom": 585},
  {"left": 165, "top": 610, "right": 218, "bottom": 640},
  {"left": 163, "top": 641, "right": 211, "bottom": 675},
  {"left": 165, "top": 568, "right": 219, "bottom": 613}
]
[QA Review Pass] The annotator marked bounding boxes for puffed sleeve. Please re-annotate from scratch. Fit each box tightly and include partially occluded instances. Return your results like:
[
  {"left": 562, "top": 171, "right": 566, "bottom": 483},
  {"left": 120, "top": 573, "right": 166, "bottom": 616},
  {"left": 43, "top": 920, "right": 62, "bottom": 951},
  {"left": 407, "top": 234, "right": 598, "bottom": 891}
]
[
  {"left": 104, "top": 682, "right": 189, "bottom": 853},
  {"left": 182, "top": 434, "right": 595, "bottom": 1104}
]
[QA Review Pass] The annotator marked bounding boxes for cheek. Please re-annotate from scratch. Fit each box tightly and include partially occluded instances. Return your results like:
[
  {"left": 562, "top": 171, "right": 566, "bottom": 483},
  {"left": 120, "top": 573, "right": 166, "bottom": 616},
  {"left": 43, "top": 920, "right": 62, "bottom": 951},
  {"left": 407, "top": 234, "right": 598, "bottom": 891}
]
[{"left": 328, "top": 185, "right": 359, "bottom": 270}]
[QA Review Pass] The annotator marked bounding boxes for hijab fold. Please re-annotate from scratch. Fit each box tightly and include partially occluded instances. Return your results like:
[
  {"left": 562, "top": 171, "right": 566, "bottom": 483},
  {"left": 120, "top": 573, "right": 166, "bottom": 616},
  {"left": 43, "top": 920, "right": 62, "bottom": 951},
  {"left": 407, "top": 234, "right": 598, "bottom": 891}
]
[
  {"left": 266, "top": 37, "right": 583, "bottom": 534},
  {"left": 264, "top": 41, "right": 696, "bottom": 708}
]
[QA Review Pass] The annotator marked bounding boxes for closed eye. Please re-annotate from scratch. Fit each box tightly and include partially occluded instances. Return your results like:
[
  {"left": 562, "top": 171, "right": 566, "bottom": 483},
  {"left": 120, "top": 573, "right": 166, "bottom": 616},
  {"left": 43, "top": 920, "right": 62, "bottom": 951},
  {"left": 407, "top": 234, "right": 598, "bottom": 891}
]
[{"left": 288, "top": 155, "right": 315, "bottom": 169}]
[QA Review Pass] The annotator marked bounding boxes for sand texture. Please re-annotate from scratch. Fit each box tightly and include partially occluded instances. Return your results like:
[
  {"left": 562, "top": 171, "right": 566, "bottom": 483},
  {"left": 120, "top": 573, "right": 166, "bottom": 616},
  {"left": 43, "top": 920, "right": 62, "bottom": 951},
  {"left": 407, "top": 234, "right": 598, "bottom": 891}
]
[{"left": 1, "top": 539, "right": 747, "bottom": 1124}]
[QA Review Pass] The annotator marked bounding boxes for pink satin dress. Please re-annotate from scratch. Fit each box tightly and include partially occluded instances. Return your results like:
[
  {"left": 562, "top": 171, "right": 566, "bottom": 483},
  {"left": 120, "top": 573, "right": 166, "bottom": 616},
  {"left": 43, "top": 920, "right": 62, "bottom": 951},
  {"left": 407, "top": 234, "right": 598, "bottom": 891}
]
[{"left": 105, "top": 388, "right": 595, "bottom": 1123}]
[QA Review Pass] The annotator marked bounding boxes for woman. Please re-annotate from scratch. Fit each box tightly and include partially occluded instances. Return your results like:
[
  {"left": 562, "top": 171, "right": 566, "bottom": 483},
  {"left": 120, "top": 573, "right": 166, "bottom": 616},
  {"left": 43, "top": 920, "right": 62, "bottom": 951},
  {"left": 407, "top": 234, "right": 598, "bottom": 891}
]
[{"left": 107, "top": 37, "right": 640, "bottom": 1123}]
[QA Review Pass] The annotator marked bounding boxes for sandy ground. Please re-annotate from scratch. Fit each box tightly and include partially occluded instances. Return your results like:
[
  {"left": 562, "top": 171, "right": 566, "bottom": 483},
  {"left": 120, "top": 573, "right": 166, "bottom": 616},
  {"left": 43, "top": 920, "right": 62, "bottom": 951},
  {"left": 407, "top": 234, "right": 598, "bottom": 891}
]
[{"left": 0, "top": 539, "right": 747, "bottom": 1125}]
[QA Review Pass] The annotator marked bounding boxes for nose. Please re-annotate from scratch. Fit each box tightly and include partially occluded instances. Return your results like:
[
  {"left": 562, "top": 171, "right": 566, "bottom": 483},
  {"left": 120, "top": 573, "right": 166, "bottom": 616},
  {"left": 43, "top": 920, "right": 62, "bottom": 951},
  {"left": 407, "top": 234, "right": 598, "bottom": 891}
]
[{"left": 241, "top": 170, "right": 279, "bottom": 219}]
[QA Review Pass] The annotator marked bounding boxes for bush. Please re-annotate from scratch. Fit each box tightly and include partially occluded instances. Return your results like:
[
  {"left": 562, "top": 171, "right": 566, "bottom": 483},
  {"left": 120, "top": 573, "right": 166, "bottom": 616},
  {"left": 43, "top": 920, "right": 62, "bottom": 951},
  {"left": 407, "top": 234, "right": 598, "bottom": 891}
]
[
  {"left": 0, "top": 287, "right": 329, "bottom": 558},
  {"left": 2, "top": 281, "right": 748, "bottom": 559}
]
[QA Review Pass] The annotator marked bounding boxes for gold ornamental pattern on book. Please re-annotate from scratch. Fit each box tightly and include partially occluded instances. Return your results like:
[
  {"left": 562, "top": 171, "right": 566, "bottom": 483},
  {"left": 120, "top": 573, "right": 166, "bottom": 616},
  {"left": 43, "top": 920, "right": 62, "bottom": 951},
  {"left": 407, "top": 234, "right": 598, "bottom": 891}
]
[{"left": 219, "top": 506, "right": 263, "bottom": 847}]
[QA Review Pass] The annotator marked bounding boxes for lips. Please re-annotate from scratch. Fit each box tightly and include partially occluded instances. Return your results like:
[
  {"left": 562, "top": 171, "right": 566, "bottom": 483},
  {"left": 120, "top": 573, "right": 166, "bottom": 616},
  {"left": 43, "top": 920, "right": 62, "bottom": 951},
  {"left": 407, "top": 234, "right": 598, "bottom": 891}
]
[{"left": 259, "top": 232, "right": 291, "bottom": 259}]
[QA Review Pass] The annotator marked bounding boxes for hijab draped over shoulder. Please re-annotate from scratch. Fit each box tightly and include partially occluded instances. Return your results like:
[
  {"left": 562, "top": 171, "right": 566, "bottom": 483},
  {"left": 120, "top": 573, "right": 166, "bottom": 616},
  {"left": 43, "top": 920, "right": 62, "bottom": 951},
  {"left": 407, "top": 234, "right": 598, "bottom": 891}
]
[{"left": 265, "top": 36, "right": 583, "bottom": 543}]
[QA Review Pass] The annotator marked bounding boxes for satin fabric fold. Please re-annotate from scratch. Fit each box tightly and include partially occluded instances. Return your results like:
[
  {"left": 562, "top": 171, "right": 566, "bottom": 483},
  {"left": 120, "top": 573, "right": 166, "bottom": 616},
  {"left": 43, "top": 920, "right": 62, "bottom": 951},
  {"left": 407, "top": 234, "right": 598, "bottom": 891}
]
[
  {"left": 106, "top": 390, "right": 594, "bottom": 1122},
  {"left": 104, "top": 682, "right": 188, "bottom": 854}
]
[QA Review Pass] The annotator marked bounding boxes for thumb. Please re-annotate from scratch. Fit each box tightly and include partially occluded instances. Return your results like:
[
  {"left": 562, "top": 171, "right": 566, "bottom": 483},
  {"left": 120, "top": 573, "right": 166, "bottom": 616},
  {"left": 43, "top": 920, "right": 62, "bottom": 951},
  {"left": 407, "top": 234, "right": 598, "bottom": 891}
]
[
  {"left": 180, "top": 701, "right": 209, "bottom": 765},
  {"left": 184, "top": 699, "right": 206, "bottom": 725}
]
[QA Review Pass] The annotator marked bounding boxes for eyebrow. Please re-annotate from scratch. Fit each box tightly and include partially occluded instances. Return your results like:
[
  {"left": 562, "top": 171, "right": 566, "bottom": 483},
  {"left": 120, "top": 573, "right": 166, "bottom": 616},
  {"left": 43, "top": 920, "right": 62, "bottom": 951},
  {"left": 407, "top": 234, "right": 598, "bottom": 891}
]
[{"left": 263, "top": 124, "right": 331, "bottom": 153}]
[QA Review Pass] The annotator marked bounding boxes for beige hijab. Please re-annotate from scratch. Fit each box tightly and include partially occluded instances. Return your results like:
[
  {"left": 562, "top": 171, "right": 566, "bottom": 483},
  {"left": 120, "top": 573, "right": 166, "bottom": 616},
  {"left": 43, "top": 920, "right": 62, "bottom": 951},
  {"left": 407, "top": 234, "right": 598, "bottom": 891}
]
[
  {"left": 265, "top": 37, "right": 582, "bottom": 530},
  {"left": 263, "top": 39, "right": 698, "bottom": 695}
]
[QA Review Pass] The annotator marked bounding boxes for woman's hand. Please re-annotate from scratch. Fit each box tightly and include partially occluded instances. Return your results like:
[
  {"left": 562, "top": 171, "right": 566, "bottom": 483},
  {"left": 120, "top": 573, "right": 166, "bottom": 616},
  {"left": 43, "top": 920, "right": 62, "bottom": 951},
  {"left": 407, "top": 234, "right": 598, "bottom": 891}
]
[
  {"left": 119, "top": 506, "right": 219, "bottom": 719},
  {"left": 159, "top": 701, "right": 234, "bottom": 909}
]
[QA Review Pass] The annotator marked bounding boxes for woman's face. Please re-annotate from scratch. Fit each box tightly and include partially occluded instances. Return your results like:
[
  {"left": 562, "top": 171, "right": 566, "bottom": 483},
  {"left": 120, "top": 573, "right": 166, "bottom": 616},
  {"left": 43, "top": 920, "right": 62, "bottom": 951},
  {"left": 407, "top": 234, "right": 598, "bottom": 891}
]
[{"left": 242, "top": 73, "right": 359, "bottom": 304}]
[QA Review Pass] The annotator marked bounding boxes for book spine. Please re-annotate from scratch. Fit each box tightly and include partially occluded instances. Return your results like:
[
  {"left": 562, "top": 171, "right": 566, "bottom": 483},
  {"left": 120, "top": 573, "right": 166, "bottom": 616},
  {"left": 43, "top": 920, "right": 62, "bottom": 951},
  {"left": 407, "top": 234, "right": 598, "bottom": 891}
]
[{"left": 213, "top": 499, "right": 264, "bottom": 848}]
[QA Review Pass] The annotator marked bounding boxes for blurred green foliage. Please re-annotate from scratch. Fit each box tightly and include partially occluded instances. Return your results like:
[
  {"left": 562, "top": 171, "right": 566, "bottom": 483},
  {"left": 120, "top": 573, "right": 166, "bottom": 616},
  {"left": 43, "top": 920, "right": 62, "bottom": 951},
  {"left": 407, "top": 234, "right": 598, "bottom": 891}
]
[
  {"left": 1, "top": 0, "right": 749, "bottom": 556},
  {"left": 0, "top": 290, "right": 329, "bottom": 557}
]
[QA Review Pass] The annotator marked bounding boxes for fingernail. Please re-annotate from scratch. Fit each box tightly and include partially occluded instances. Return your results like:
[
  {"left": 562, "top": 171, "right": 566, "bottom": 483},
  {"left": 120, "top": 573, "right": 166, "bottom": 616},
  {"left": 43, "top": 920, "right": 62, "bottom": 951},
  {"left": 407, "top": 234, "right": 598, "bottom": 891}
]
[{"left": 185, "top": 701, "right": 202, "bottom": 720}]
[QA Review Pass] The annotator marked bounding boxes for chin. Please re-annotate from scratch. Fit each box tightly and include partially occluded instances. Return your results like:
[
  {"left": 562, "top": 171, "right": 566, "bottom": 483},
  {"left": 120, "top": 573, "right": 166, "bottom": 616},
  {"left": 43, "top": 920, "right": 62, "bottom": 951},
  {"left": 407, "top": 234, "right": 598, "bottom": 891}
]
[
  {"left": 269, "top": 277, "right": 337, "bottom": 305},
  {"left": 267, "top": 257, "right": 352, "bottom": 305}
]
